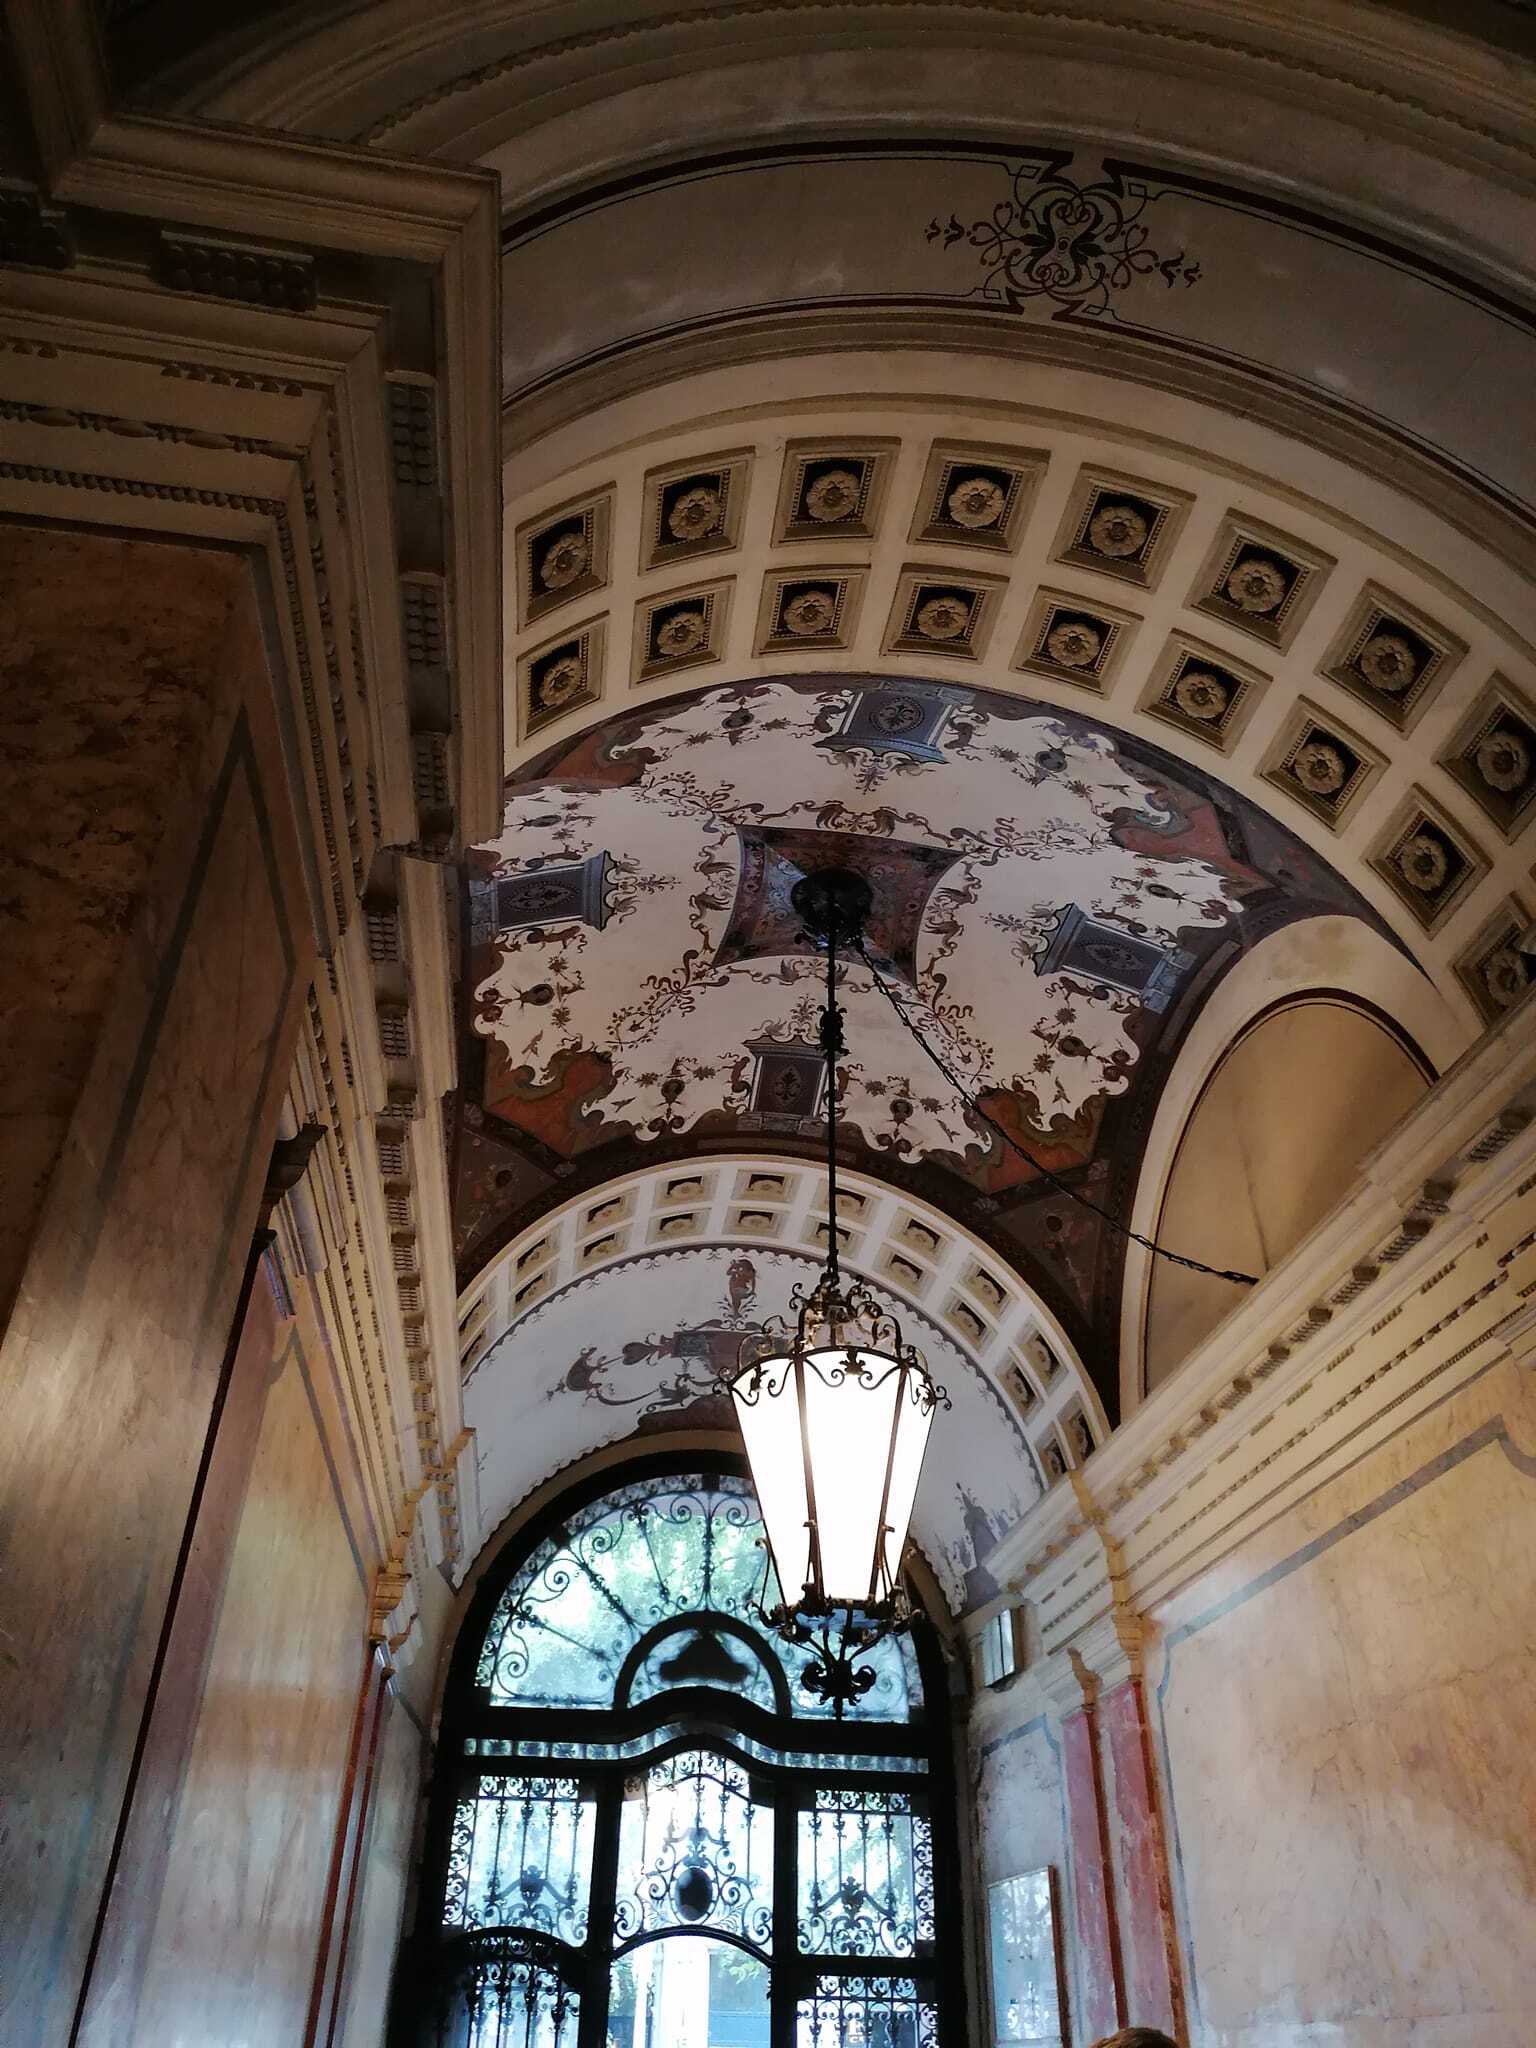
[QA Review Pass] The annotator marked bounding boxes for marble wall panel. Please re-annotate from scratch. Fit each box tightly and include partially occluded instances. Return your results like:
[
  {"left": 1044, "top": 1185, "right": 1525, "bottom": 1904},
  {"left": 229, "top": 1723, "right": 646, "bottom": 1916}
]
[
  {"left": 0, "top": 558, "right": 311, "bottom": 2045},
  {"left": 338, "top": 1691, "right": 425, "bottom": 2048},
  {"left": 129, "top": 1311, "right": 372, "bottom": 2046},
  {"left": 1062, "top": 1707, "right": 1121, "bottom": 2043},
  {"left": 1155, "top": 1351, "right": 1536, "bottom": 2048}
]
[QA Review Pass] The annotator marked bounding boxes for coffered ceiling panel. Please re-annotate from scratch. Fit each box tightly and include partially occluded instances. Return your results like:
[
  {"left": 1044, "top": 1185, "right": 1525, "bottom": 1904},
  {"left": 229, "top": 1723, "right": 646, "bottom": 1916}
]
[
  {"left": 454, "top": 1155, "right": 1105, "bottom": 1614},
  {"left": 498, "top": 385, "right": 1536, "bottom": 1035}
]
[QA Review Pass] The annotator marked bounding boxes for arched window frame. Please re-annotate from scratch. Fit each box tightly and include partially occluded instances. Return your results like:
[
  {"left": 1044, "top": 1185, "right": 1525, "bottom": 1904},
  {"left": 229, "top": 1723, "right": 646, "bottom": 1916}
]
[{"left": 397, "top": 1453, "right": 968, "bottom": 2046}]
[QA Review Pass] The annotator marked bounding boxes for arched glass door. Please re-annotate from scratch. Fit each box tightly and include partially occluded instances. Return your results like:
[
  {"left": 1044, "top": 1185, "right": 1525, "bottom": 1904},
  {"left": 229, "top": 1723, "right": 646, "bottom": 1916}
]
[{"left": 397, "top": 1464, "right": 963, "bottom": 2047}]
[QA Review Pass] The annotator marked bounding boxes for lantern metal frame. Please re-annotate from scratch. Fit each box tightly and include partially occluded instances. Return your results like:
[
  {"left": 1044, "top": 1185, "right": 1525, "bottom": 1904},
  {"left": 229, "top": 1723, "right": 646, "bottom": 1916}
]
[{"left": 725, "top": 867, "right": 950, "bottom": 1716}]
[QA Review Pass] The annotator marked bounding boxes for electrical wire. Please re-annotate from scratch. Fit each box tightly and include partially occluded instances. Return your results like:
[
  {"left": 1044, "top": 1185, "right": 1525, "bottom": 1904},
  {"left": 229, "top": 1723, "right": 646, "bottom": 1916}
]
[{"left": 852, "top": 937, "right": 1258, "bottom": 1287}]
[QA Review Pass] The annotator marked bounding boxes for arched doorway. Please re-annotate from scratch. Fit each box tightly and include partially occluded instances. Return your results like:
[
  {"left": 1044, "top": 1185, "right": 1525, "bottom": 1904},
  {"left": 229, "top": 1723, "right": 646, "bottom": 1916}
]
[{"left": 398, "top": 1461, "right": 965, "bottom": 2046}]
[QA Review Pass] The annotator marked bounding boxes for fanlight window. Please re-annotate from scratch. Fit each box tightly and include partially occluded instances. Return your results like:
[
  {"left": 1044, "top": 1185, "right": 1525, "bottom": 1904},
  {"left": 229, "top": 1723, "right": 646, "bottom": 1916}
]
[
  {"left": 404, "top": 1468, "right": 962, "bottom": 2046},
  {"left": 475, "top": 1472, "right": 917, "bottom": 1721}
]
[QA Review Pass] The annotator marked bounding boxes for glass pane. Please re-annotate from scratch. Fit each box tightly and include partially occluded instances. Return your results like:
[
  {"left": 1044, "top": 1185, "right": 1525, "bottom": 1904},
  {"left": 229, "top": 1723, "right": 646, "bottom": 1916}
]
[
  {"left": 798, "top": 1789, "right": 933, "bottom": 1958},
  {"left": 988, "top": 1869, "right": 1064, "bottom": 2047},
  {"left": 608, "top": 1935, "right": 770, "bottom": 2048},
  {"left": 615, "top": 1750, "right": 773, "bottom": 1950},
  {"left": 434, "top": 1938, "right": 579, "bottom": 2048},
  {"left": 473, "top": 1473, "right": 920, "bottom": 1722},
  {"left": 795, "top": 1973, "right": 938, "bottom": 2048},
  {"left": 444, "top": 1776, "right": 595, "bottom": 1943}
]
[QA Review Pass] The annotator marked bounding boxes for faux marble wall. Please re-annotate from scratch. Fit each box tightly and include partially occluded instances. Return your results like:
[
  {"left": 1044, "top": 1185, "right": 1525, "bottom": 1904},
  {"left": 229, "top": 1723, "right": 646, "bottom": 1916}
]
[
  {"left": 972, "top": 1702, "right": 1079, "bottom": 2039},
  {"left": 129, "top": 1308, "right": 373, "bottom": 2043},
  {"left": 1154, "top": 1348, "right": 1536, "bottom": 2046},
  {"left": 0, "top": 535, "right": 313, "bottom": 2044}
]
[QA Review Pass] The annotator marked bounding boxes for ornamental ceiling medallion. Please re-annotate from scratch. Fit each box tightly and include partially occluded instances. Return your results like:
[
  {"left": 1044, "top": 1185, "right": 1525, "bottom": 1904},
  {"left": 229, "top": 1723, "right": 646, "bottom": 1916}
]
[{"left": 457, "top": 675, "right": 1379, "bottom": 1342}]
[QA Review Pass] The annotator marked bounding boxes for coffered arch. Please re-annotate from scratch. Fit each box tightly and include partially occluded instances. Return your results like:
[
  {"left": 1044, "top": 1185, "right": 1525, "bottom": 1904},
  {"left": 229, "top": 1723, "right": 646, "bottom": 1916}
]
[
  {"left": 499, "top": 373, "right": 1536, "bottom": 1026},
  {"left": 452, "top": 1155, "right": 1104, "bottom": 1619}
]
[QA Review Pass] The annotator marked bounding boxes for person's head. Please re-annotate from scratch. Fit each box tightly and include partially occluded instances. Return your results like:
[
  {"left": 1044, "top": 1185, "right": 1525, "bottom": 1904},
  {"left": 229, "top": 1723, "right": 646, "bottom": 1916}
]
[{"left": 1089, "top": 2032, "right": 1181, "bottom": 2048}]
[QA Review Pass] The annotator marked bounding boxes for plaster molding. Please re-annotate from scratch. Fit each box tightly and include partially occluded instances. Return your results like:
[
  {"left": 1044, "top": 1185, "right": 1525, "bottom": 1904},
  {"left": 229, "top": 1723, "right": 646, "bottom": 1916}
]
[
  {"left": 150, "top": 2, "right": 1536, "bottom": 184},
  {"left": 3, "top": 93, "right": 503, "bottom": 849},
  {"left": 0, "top": 96, "right": 503, "bottom": 1576}
]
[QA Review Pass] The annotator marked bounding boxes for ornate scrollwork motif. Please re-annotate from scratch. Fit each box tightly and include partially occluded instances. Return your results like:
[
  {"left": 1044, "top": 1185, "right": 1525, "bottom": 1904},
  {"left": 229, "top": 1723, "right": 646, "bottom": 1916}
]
[
  {"left": 443, "top": 1776, "right": 594, "bottom": 1944},
  {"left": 796, "top": 1972, "right": 940, "bottom": 2048},
  {"left": 798, "top": 1787, "right": 935, "bottom": 1959},
  {"left": 432, "top": 1932, "right": 579, "bottom": 2048},
  {"left": 927, "top": 157, "right": 1201, "bottom": 318},
  {"left": 615, "top": 1749, "right": 773, "bottom": 1950}
]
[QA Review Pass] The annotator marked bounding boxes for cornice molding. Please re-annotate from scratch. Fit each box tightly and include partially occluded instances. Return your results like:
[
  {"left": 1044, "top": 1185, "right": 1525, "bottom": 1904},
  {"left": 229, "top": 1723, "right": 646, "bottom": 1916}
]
[
  {"left": 989, "top": 991, "right": 1536, "bottom": 1685},
  {"left": 0, "top": 92, "right": 503, "bottom": 1583},
  {"left": 141, "top": 1, "right": 1536, "bottom": 180}
]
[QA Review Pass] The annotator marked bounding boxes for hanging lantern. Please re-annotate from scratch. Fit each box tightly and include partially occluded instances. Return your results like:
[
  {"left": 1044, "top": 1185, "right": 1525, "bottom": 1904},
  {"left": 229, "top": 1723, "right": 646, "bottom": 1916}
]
[{"left": 725, "top": 869, "right": 948, "bottom": 1714}]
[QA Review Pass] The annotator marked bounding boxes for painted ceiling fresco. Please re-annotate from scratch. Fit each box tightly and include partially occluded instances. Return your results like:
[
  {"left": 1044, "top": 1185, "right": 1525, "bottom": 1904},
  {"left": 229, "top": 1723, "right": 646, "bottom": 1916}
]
[
  {"left": 454, "top": 675, "right": 1385, "bottom": 1390},
  {"left": 463, "top": 1242, "right": 1038, "bottom": 1612}
]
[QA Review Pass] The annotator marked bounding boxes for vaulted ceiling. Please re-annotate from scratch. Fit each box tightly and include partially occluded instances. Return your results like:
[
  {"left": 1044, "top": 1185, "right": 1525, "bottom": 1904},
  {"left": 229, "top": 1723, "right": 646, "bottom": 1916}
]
[{"left": 109, "top": 0, "right": 1536, "bottom": 1584}]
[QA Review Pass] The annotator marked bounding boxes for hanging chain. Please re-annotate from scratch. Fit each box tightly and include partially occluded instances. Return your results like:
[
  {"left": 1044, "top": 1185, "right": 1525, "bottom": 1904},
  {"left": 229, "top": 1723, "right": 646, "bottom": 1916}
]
[{"left": 819, "top": 923, "right": 844, "bottom": 1291}]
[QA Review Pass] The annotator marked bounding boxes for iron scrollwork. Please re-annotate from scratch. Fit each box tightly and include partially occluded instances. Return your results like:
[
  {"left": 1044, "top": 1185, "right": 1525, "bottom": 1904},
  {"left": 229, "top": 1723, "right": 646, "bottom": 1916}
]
[
  {"left": 431, "top": 1931, "right": 580, "bottom": 2048},
  {"left": 799, "top": 1787, "right": 934, "bottom": 1959},
  {"left": 615, "top": 1748, "right": 773, "bottom": 1950},
  {"left": 443, "top": 1775, "right": 594, "bottom": 1945},
  {"left": 796, "top": 1972, "right": 940, "bottom": 2048}
]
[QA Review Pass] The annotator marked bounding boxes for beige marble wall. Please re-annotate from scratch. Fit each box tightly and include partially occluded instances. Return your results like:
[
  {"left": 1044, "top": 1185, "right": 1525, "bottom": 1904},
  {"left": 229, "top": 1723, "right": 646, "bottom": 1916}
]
[
  {"left": 338, "top": 1693, "right": 424, "bottom": 2048},
  {"left": 1153, "top": 1347, "right": 1536, "bottom": 2047}
]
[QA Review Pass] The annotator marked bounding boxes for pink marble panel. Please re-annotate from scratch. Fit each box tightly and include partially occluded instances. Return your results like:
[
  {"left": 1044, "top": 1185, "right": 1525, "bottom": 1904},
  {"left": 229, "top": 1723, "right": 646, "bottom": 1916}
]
[
  {"left": 1102, "top": 1678, "right": 1183, "bottom": 2038},
  {"left": 1062, "top": 1705, "right": 1123, "bottom": 2042}
]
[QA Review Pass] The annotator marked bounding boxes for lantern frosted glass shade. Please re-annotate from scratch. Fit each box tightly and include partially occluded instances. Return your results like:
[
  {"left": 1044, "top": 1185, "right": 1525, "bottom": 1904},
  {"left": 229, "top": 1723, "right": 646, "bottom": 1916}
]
[{"left": 730, "top": 1322, "right": 940, "bottom": 1616}]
